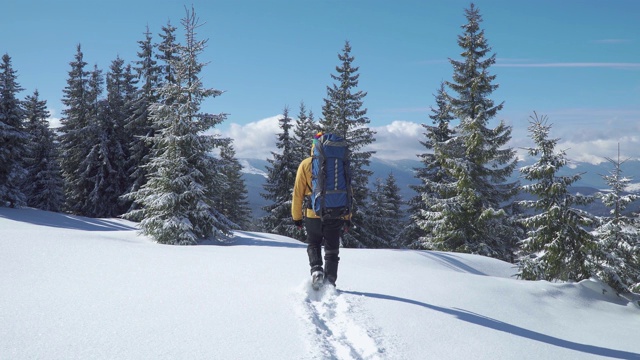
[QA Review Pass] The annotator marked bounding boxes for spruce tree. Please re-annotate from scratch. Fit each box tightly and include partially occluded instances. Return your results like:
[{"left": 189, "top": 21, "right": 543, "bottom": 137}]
[
  {"left": 78, "top": 57, "right": 131, "bottom": 217},
  {"left": 126, "top": 26, "right": 162, "bottom": 211},
  {"left": 72, "top": 65, "right": 111, "bottom": 217},
  {"left": 23, "top": 90, "right": 64, "bottom": 211},
  {"left": 593, "top": 149, "right": 640, "bottom": 293},
  {"left": 123, "top": 7, "right": 231, "bottom": 244},
  {"left": 382, "top": 172, "right": 404, "bottom": 247},
  {"left": 58, "top": 45, "right": 92, "bottom": 214},
  {"left": 0, "top": 53, "right": 27, "bottom": 208},
  {"left": 406, "top": 82, "right": 456, "bottom": 249},
  {"left": 518, "top": 114, "right": 596, "bottom": 282},
  {"left": 156, "top": 21, "right": 180, "bottom": 86},
  {"left": 362, "top": 173, "right": 404, "bottom": 248},
  {"left": 320, "top": 40, "right": 376, "bottom": 248},
  {"left": 261, "top": 106, "right": 303, "bottom": 240},
  {"left": 291, "top": 101, "right": 319, "bottom": 165},
  {"left": 217, "top": 140, "right": 252, "bottom": 230},
  {"left": 433, "top": 4, "right": 519, "bottom": 259}
]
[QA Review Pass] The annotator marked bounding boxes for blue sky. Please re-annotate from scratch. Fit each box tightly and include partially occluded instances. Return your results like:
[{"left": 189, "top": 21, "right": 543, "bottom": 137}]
[{"left": 3, "top": 0, "right": 639, "bottom": 162}]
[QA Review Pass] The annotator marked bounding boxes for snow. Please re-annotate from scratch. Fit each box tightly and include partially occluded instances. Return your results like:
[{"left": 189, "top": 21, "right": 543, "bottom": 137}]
[
  {"left": 239, "top": 159, "right": 268, "bottom": 178},
  {"left": 626, "top": 182, "right": 640, "bottom": 193},
  {"left": 1, "top": 207, "right": 639, "bottom": 360}
]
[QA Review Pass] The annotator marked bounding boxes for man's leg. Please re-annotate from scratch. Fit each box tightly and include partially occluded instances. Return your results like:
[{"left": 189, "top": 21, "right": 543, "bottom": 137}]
[
  {"left": 322, "top": 219, "right": 343, "bottom": 285},
  {"left": 305, "top": 218, "right": 324, "bottom": 274}
]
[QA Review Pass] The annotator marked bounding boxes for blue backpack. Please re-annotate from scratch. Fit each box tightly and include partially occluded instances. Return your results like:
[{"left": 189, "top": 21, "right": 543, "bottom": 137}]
[{"left": 311, "top": 133, "right": 352, "bottom": 220}]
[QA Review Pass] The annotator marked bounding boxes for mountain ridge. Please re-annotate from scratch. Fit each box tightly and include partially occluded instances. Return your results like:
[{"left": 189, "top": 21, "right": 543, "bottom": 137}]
[{"left": 241, "top": 157, "right": 640, "bottom": 220}]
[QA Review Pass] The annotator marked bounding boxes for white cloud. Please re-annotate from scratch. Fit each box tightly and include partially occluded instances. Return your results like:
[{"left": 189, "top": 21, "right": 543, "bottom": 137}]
[
  {"left": 47, "top": 108, "right": 61, "bottom": 128},
  {"left": 512, "top": 108, "right": 640, "bottom": 165},
  {"left": 218, "top": 115, "right": 282, "bottom": 159},
  {"left": 365, "top": 121, "right": 424, "bottom": 161},
  {"left": 220, "top": 118, "right": 426, "bottom": 161},
  {"left": 559, "top": 136, "right": 640, "bottom": 164}
]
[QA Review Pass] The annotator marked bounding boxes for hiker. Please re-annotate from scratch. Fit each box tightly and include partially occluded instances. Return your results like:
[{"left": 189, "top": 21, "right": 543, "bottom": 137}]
[{"left": 291, "top": 132, "right": 351, "bottom": 288}]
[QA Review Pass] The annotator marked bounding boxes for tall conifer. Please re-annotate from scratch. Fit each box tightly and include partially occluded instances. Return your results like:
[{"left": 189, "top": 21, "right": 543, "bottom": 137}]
[
  {"left": 0, "top": 53, "right": 27, "bottom": 207},
  {"left": 432, "top": 4, "right": 519, "bottom": 259},
  {"left": 291, "top": 101, "right": 318, "bottom": 165},
  {"left": 123, "top": 7, "right": 231, "bottom": 244},
  {"left": 126, "top": 26, "right": 162, "bottom": 210},
  {"left": 217, "top": 141, "right": 252, "bottom": 230},
  {"left": 518, "top": 114, "right": 596, "bottom": 281},
  {"left": 320, "top": 41, "right": 375, "bottom": 248},
  {"left": 407, "top": 83, "right": 455, "bottom": 249},
  {"left": 362, "top": 173, "right": 404, "bottom": 248},
  {"left": 261, "top": 106, "right": 303, "bottom": 240},
  {"left": 23, "top": 90, "right": 64, "bottom": 211},
  {"left": 59, "top": 45, "right": 92, "bottom": 214},
  {"left": 593, "top": 149, "right": 640, "bottom": 293}
]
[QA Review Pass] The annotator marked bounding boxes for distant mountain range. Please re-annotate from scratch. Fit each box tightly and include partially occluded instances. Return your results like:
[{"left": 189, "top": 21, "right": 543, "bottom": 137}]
[{"left": 241, "top": 157, "right": 640, "bottom": 220}]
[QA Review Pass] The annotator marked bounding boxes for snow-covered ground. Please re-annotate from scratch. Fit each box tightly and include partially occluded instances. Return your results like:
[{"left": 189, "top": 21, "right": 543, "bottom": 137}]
[{"left": 1, "top": 207, "right": 639, "bottom": 360}]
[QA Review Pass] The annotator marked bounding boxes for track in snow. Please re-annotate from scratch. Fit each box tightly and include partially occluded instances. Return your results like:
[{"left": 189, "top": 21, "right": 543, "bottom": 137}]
[{"left": 295, "top": 280, "right": 389, "bottom": 360}]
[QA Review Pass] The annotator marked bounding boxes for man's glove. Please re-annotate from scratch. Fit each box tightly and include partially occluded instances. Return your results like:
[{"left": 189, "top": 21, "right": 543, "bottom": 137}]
[
  {"left": 343, "top": 220, "right": 351, "bottom": 233},
  {"left": 294, "top": 219, "right": 303, "bottom": 229}
]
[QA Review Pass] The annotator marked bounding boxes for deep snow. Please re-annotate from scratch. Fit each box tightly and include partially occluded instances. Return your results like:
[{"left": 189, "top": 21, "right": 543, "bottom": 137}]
[{"left": 1, "top": 207, "right": 639, "bottom": 360}]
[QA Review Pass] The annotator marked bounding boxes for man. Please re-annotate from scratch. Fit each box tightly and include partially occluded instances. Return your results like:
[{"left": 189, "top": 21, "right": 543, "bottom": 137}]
[{"left": 291, "top": 133, "right": 350, "bottom": 288}]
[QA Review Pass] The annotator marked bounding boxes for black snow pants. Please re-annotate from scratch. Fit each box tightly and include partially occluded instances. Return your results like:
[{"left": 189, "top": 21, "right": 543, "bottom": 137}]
[{"left": 305, "top": 217, "right": 343, "bottom": 283}]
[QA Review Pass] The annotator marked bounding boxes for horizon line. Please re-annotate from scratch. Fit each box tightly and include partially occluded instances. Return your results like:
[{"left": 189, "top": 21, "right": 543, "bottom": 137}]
[{"left": 495, "top": 62, "right": 640, "bottom": 69}]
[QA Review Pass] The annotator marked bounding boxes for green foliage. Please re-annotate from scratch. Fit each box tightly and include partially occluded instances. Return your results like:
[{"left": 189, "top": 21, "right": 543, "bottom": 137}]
[
  {"left": 409, "top": 82, "right": 455, "bottom": 249},
  {"left": 362, "top": 173, "right": 404, "bottom": 248},
  {"left": 418, "top": 4, "right": 519, "bottom": 260},
  {"left": 320, "top": 40, "right": 376, "bottom": 248},
  {"left": 123, "top": 6, "right": 232, "bottom": 244},
  {"left": 125, "top": 26, "right": 162, "bottom": 213},
  {"left": 260, "top": 106, "right": 304, "bottom": 240},
  {"left": 517, "top": 113, "right": 596, "bottom": 281},
  {"left": 592, "top": 152, "right": 640, "bottom": 293},
  {"left": 23, "top": 91, "right": 64, "bottom": 212},
  {"left": 218, "top": 141, "right": 252, "bottom": 230},
  {"left": 0, "top": 53, "right": 28, "bottom": 208}
]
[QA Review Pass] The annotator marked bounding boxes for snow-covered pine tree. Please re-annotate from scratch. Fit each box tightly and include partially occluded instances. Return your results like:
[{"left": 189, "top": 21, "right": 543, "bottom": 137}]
[
  {"left": 22, "top": 90, "right": 64, "bottom": 212},
  {"left": 123, "top": 6, "right": 231, "bottom": 245},
  {"left": 217, "top": 140, "right": 252, "bottom": 230},
  {"left": 77, "top": 57, "right": 132, "bottom": 217},
  {"left": 72, "top": 65, "right": 108, "bottom": 216},
  {"left": 0, "top": 53, "right": 28, "bottom": 208},
  {"left": 58, "top": 45, "right": 93, "bottom": 215},
  {"left": 320, "top": 40, "right": 376, "bottom": 248},
  {"left": 406, "top": 82, "right": 455, "bottom": 249},
  {"left": 359, "top": 178, "right": 392, "bottom": 248},
  {"left": 593, "top": 148, "right": 640, "bottom": 293},
  {"left": 382, "top": 172, "right": 405, "bottom": 248},
  {"left": 517, "top": 114, "right": 596, "bottom": 282},
  {"left": 361, "top": 173, "right": 404, "bottom": 248},
  {"left": 260, "top": 106, "right": 304, "bottom": 240},
  {"left": 156, "top": 21, "right": 180, "bottom": 86},
  {"left": 125, "top": 26, "right": 162, "bottom": 215},
  {"left": 435, "top": 4, "right": 519, "bottom": 260},
  {"left": 291, "top": 101, "right": 319, "bottom": 165}
]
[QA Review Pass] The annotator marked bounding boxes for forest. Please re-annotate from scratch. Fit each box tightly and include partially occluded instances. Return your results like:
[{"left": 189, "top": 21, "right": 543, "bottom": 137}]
[{"left": 0, "top": 5, "right": 638, "bottom": 294}]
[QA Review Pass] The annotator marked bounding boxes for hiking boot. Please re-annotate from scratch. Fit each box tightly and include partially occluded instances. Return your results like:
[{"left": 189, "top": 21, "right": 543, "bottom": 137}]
[
  {"left": 325, "top": 275, "right": 336, "bottom": 287},
  {"left": 311, "top": 270, "right": 324, "bottom": 290}
]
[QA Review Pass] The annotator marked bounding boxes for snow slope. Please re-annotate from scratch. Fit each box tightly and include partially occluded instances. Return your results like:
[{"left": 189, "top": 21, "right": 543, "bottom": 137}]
[{"left": 1, "top": 207, "right": 639, "bottom": 360}]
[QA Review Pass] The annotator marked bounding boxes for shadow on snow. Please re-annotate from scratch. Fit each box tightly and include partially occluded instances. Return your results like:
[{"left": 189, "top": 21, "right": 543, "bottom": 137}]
[
  {"left": 0, "top": 207, "right": 137, "bottom": 231},
  {"left": 415, "top": 251, "right": 488, "bottom": 276},
  {"left": 200, "top": 231, "right": 306, "bottom": 249},
  {"left": 341, "top": 290, "right": 639, "bottom": 360}
]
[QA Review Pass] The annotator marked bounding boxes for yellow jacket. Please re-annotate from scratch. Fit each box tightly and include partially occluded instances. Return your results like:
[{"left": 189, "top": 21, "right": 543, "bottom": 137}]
[
  {"left": 291, "top": 157, "right": 317, "bottom": 220},
  {"left": 291, "top": 156, "right": 352, "bottom": 221}
]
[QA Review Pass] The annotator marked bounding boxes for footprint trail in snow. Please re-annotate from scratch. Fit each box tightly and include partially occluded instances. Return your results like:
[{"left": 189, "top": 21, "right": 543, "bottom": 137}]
[{"left": 295, "top": 280, "right": 391, "bottom": 360}]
